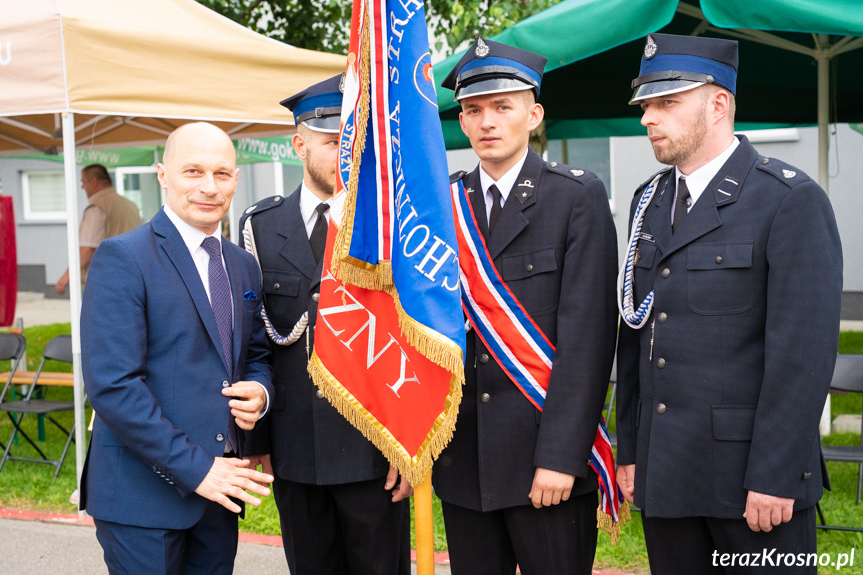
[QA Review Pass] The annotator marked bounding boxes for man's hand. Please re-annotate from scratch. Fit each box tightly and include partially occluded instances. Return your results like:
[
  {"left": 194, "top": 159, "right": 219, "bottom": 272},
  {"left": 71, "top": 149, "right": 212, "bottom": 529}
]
[
  {"left": 528, "top": 467, "right": 575, "bottom": 508},
  {"left": 385, "top": 464, "right": 413, "bottom": 503},
  {"left": 617, "top": 464, "right": 635, "bottom": 504},
  {"left": 743, "top": 491, "right": 794, "bottom": 532},
  {"left": 194, "top": 457, "right": 274, "bottom": 514},
  {"left": 223, "top": 381, "right": 267, "bottom": 430},
  {"left": 245, "top": 453, "right": 274, "bottom": 488},
  {"left": 55, "top": 270, "right": 70, "bottom": 295}
]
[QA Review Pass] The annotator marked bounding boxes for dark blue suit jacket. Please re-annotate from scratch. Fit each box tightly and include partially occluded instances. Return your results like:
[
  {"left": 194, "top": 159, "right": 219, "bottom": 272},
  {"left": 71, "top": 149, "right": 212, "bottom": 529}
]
[{"left": 80, "top": 208, "right": 273, "bottom": 529}]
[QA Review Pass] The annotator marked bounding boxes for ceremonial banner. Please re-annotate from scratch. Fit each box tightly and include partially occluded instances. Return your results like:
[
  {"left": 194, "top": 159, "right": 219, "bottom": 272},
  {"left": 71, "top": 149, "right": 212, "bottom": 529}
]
[{"left": 308, "top": 0, "right": 465, "bottom": 486}]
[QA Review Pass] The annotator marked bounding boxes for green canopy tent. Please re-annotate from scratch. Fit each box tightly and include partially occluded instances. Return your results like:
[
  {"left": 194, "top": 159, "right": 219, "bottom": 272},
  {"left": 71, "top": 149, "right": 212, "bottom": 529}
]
[{"left": 435, "top": 0, "right": 863, "bottom": 192}]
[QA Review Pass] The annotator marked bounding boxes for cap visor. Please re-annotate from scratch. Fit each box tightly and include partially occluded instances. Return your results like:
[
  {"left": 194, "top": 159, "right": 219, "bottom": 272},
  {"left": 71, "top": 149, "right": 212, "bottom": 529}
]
[
  {"left": 629, "top": 80, "right": 704, "bottom": 104},
  {"left": 456, "top": 78, "right": 535, "bottom": 101},
  {"left": 300, "top": 115, "right": 341, "bottom": 133}
]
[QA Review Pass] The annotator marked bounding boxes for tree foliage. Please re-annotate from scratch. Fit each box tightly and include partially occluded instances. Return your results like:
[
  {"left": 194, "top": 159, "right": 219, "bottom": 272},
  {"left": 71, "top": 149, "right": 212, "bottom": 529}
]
[{"left": 195, "top": 0, "right": 563, "bottom": 55}]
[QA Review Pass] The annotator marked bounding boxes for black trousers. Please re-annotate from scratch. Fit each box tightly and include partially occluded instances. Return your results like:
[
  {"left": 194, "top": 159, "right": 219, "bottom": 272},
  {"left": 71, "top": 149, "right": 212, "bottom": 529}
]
[
  {"left": 441, "top": 491, "right": 598, "bottom": 575},
  {"left": 641, "top": 505, "right": 818, "bottom": 574},
  {"left": 272, "top": 475, "right": 410, "bottom": 575}
]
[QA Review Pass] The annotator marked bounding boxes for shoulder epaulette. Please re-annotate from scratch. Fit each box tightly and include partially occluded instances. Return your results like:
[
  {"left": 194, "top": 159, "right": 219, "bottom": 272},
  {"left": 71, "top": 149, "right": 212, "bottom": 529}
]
[
  {"left": 634, "top": 166, "right": 673, "bottom": 195},
  {"left": 449, "top": 170, "right": 467, "bottom": 184},
  {"left": 239, "top": 195, "right": 287, "bottom": 226},
  {"left": 545, "top": 161, "right": 596, "bottom": 183},
  {"left": 755, "top": 156, "right": 811, "bottom": 187}
]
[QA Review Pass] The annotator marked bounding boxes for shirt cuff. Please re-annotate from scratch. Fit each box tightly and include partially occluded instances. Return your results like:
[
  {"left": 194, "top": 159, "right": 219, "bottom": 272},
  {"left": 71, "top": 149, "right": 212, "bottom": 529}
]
[{"left": 251, "top": 381, "right": 270, "bottom": 419}]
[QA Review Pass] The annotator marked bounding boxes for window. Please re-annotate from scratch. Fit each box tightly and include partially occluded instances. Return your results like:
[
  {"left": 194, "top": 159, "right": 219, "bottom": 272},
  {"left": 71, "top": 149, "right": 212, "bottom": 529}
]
[
  {"left": 115, "top": 167, "right": 162, "bottom": 224},
  {"left": 21, "top": 171, "right": 66, "bottom": 221}
]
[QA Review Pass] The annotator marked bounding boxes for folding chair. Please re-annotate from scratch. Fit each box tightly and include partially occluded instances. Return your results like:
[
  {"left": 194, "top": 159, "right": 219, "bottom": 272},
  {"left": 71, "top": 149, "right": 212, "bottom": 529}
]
[
  {"left": 817, "top": 353, "right": 863, "bottom": 532},
  {"left": 0, "top": 333, "right": 27, "bottom": 451},
  {"left": 0, "top": 335, "right": 78, "bottom": 481}
]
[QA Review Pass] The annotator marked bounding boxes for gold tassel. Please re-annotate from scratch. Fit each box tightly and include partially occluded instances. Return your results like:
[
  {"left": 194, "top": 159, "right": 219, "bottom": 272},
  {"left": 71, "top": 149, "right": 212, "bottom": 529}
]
[{"left": 595, "top": 500, "right": 631, "bottom": 547}]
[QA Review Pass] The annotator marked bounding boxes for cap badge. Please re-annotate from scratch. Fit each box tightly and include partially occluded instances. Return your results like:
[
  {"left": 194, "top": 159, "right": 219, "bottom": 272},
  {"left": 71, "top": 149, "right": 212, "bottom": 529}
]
[
  {"left": 782, "top": 169, "right": 797, "bottom": 179},
  {"left": 571, "top": 169, "right": 584, "bottom": 177},
  {"left": 475, "top": 37, "right": 490, "bottom": 59},
  {"left": 644, "top": 34, "right": 657, "bottom": 60},
  {"left": 339, "top": 72, "right": 346, "bottom": 93}
]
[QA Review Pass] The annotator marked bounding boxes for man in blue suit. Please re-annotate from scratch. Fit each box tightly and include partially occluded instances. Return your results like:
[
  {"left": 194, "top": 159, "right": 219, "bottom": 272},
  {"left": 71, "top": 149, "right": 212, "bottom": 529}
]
[{"left": 80, "top": 122, "right": 275, "bottom": 574}]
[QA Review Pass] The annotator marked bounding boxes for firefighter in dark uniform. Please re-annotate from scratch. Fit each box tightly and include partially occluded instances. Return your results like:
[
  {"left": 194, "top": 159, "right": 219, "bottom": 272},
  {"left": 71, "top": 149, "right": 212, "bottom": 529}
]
[
  {"left": 615, "top": 33, "right": 843, "bottom": 574},
  {"left": 433, "top": 38, "right": 619, "bottom": 574},
  {"left": 239, "top": 75, "right": 411, "bottom": 575}
]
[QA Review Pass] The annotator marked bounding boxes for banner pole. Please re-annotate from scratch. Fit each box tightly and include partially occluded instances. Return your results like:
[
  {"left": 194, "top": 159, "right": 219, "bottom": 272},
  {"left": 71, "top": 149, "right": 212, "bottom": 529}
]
[{"left": 414, "top": 476, "right": 435, "bottom": 575}]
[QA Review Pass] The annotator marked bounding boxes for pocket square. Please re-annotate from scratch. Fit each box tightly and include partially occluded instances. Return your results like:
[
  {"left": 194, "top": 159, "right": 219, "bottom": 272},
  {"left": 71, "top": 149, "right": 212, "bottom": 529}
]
[{"left": 243, "top": 290, "right": 256, "bottom": 300}]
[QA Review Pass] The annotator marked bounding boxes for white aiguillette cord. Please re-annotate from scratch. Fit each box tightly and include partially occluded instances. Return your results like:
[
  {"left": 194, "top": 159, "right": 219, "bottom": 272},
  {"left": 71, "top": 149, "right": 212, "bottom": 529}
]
[
  {"left": 243, "top": 218, "right": 310, "bottom": 359},
  {"left": 617, "top": 173, "right": 664, "bottom": 330}
]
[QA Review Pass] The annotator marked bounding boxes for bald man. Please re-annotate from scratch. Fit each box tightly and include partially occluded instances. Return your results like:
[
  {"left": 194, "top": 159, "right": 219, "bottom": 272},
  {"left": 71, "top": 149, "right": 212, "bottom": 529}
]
[{"left": 81, "top": 122, "right": 275, "bottom": 574}]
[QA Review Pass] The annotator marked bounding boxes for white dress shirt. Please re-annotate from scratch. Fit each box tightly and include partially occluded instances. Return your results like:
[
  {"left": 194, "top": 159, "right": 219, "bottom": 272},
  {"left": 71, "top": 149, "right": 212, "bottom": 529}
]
[
  {"left": 163, "top": 204, "right": 269, "bottom": 418},
  {"left": 674, "top": 136, "right": 740, "bottom": 219},
  {"left": 299, "top": 182, "right": 332, "bottom": 239},
  {"left": 478, "top": 148, "right": 529, "bottom": 224}
]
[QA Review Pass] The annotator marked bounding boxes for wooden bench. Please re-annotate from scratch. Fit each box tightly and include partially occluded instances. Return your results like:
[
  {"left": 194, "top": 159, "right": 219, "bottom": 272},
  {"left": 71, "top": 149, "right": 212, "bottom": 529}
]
[{"left": 0, "top": 371, "right": 75, "bottom": 387}]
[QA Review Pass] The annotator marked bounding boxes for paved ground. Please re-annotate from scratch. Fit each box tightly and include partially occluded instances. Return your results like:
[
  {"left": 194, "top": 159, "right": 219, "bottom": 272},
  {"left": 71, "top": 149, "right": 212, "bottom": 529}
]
[{"left": 0, "top": 515, "right": 452, "bottom": 575}]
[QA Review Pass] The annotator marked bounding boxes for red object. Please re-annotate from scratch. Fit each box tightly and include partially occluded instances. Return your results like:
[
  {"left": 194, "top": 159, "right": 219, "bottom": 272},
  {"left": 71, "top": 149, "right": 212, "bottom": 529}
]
[{"left": 0, "top": 196, "right": 17, "bottom": 327}]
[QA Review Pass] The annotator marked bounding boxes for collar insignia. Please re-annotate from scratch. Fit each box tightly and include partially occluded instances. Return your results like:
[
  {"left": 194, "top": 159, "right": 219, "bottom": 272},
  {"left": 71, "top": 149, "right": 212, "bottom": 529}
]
[{"left": 517, "top": 179, "right": 534, "bottom": 188}]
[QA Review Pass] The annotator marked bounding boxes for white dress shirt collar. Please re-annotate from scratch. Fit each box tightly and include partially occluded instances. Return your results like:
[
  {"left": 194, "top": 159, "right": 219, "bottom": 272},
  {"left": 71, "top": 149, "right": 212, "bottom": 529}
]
[
  {"left": 299, "top": 182, "right": 332, "bottom": 239},
  {"left": 478, "top": 147, "right": 529, "bottom": 220},
  {"left": 675, "top": 136, "right": 740, "bottom": 209}
]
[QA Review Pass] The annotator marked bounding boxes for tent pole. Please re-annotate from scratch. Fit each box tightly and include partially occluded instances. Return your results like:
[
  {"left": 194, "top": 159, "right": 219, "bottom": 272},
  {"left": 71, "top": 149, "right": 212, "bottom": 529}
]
[
  {"left": 816, "top": 37, "right": 829, "bottom": 195},
  {"left": 62, "top": 112, "right": 87, "bottom": 516}
]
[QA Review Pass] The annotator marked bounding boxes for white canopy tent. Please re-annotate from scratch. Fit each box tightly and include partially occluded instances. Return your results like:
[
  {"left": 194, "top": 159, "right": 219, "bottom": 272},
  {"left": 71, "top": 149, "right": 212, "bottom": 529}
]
[{"left": 0, "top": 0, "right": 345, "bottom": 507}]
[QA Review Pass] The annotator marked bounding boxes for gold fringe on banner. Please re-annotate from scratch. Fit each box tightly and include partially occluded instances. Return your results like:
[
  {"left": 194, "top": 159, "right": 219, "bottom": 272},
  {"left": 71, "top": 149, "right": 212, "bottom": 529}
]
[
  {"left": 596, "top": 500, "right": 631, "bottom": 546},
  {"left": 308, "top": 350, "right": 463, "bottom": 487}
]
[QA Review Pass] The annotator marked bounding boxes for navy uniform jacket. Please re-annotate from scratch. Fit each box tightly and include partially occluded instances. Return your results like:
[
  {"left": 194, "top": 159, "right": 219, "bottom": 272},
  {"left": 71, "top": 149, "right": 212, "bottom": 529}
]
[
  {"left": 616, "top": 136, "right": 843, "bottom": 518},
  {"left": 433, "top": 149, "right": 619, "bottom": 512},
  {"left": 80, "top": 208, "right": 273, "bottom": 529},
  {"left": 239, "top": 188, "right": 389, "bottom": 485}
]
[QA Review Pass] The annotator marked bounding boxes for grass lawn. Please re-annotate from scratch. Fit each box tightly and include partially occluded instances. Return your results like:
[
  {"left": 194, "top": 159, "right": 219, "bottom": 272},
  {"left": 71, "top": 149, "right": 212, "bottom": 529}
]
[{"left": 2, "top": 324, "right": 863, "bottom": 573}]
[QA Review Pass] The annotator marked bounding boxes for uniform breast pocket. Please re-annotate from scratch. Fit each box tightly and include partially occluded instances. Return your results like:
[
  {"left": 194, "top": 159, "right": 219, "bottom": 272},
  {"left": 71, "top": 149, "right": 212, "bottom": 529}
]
[
  {"left": 501, "top": 247, "right": 559, "bottom": 315},
  {"left": 687, "top": 242, "right": 754, "bottom": 315},
  {"left": 262, "top": 270, "right": 301, "bottom": 298}
]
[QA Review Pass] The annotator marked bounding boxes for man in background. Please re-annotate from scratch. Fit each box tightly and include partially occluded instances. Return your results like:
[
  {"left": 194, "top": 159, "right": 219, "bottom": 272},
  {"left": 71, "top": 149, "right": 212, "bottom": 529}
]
[
  {"left": 55, "top": 163, "right": 140, "bottom": 294},
  {"left": 239, "top": 75, "right": 411, "bottom": 575}
]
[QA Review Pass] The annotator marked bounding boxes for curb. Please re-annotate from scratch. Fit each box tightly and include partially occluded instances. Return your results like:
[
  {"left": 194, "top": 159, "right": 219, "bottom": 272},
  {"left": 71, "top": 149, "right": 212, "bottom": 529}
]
[{"left": 0, "top": 507, "right": 634, "bottom": 573}]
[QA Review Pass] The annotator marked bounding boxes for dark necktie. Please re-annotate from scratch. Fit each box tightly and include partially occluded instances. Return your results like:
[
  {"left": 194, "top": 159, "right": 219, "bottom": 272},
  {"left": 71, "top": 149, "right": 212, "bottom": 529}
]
[
  {"left": 310, "top": 203, "right": 330, "bottom": 263},
  {"left": 488, "top": 185, "right": 502, "bottom": 236},
  {"left": 672, "top": 177, "right": 692, "bottom": 234},
  {"left": 201, "top": 236, "right": 238, "bottom": 453}
]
